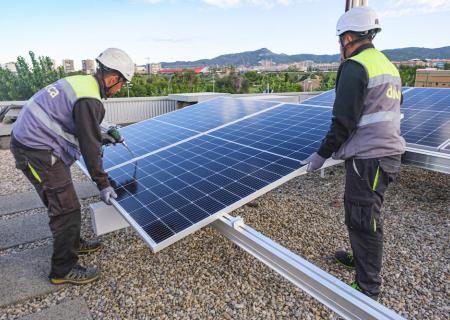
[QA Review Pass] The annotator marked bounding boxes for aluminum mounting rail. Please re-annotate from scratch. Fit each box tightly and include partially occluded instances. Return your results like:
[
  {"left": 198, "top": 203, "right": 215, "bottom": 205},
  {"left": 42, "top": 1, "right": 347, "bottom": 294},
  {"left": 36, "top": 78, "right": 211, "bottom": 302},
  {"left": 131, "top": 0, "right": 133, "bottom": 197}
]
[{"left": 212, "top": 214, "right": 405, "bottom": 320}]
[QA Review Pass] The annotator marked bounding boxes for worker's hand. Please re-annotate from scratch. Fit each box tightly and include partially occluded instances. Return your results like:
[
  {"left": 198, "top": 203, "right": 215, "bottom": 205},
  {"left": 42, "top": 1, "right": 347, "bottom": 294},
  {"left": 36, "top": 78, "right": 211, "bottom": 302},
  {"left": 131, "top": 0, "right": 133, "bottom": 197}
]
[
  {"left": 300, "top": 152, "right": 327, "bottom": 172},
  {"left": 100, "top": 186, "right": 117, "bottom": 205},
  {"left": 101, "top": 132, "right": 116, "bottom": 145}
]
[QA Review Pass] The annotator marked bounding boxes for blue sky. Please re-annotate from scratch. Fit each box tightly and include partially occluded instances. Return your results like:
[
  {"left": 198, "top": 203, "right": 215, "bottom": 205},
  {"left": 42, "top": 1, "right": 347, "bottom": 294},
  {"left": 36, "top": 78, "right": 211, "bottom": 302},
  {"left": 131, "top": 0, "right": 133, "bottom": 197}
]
[{"left": 1, "top": 0, "right": 449, "bottom": 68}]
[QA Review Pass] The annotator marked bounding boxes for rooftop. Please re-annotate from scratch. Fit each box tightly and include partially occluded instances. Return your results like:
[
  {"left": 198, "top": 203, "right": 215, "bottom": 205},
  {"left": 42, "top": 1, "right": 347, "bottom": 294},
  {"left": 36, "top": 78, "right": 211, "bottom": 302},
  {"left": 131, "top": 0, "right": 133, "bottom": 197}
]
[{"left": 0, "top": 147, "right": 448, "bottom": 319}]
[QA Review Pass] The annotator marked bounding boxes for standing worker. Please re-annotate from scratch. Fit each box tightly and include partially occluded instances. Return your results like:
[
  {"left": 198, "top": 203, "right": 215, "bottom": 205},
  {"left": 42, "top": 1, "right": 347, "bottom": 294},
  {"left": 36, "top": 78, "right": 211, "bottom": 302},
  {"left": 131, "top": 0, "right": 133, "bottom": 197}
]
[
  {"left": 301, "top": 7, "right": 405, "bottom": 300},
  {"left": 10, "top": 48, "right": 134, "bottom": 285}
]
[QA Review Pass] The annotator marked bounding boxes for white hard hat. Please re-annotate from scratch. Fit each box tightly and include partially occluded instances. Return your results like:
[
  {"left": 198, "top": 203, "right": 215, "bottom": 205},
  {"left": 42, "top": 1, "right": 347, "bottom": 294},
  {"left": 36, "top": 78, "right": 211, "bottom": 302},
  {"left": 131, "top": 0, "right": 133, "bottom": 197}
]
[
  {"left": 96, "top": 48, "right": 134, "bottom": 81},
  {"left": 336, "top": 6, "right": 381, "bottom": 36}
]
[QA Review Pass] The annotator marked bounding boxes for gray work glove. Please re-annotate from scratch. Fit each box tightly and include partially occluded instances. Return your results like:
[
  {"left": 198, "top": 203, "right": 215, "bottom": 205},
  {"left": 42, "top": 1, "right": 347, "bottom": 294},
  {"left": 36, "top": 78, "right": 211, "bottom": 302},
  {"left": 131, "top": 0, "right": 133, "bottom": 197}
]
[
  {"left": 100, "top": 186, "right": 117, "bottom": 205},
  {"left": 101, "top": 132, "right": 116, "bottom": 145},
  {"left": 300, "top": 152, "right": 327, "bottom": 172}
]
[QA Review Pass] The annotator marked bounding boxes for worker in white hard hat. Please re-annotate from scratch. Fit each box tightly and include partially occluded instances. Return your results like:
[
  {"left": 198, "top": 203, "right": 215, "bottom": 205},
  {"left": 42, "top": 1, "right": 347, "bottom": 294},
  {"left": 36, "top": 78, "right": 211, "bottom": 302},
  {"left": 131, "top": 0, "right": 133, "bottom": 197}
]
[
  {"left": 301, "top": 6, "right": 405, "bottom": 300},
  {"left": 10, "top": 48, "right": 134, "bottom": 285}
]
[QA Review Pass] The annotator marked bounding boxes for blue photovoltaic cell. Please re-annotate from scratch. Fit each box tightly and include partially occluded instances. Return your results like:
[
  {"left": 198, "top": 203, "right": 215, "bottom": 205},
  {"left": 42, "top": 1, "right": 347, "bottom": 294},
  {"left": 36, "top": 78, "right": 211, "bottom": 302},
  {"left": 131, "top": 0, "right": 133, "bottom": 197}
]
[
  {"left": 209, "top": 104, "right": 332, "bottom": 161},
  {"left": 401, "top": 88, "right": 450, "bottom": 148},
  {"left": 107, "top": 135, "right": 299, "bottom": 245},
  {"left": 155, "top": 97, "right": 279, "bottom": 132},
  {"left": 402, "top": 88, "right": 450, "bottom": 112},
  {"left": 302, "top": 90, "right": 335, "bottom": 107},
  {"left": 401, "top": 108, "right": 450, "bottom": 147},
  {"left": 100, "top": 120, "right": 196, "bottom": 170},
  {"left": 80, "top": 97, "right": 278, "bottom": 171}
]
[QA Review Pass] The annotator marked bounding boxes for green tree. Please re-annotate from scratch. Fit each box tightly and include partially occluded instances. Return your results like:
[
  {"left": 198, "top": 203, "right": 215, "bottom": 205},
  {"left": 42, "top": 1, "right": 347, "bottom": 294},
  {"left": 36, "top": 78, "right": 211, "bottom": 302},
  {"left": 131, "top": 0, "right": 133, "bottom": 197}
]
[
  {"left": 398, "top": 65, "right": 419, "bottom": 86},
  {"left": 0, "top": 51, "right": 65, "bottom": 100},
  {"left": 318, "top": 72, "right": 337, "bottom": 91}
]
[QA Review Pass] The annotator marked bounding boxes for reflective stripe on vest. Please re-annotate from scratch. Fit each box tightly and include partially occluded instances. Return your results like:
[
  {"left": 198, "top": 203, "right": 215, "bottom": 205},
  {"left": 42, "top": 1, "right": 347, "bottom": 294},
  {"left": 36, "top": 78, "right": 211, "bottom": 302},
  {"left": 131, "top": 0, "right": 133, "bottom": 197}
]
[
  {"left": 358, "top": 110, "right": 400, "bottom": 127},
  {"left": 26, "top": 99, "right": 80, "bottom": 146}
]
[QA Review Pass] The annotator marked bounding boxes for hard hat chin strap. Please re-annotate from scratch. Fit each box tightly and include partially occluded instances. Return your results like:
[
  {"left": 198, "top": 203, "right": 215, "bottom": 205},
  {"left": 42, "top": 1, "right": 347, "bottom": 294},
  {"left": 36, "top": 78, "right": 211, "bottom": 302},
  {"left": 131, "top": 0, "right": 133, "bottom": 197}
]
[{"left": 340, "top": 31, "right": 377, "bottom": 59}]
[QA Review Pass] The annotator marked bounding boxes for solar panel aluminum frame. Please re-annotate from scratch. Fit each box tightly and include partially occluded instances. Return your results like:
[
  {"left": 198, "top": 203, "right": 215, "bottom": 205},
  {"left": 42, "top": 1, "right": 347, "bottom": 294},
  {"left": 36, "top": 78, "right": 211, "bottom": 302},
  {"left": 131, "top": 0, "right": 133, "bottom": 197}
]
[
  {"left": 403, "top": 145, "right": 450, "bottom": 174},
  {"left": 438, "top": 138, "right": 450, "bottom": 152}
]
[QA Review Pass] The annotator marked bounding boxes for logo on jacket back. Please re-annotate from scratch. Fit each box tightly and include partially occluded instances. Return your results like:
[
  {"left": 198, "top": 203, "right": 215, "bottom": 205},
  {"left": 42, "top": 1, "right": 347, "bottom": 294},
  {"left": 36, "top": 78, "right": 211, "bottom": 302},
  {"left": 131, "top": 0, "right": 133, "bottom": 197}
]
[{"left": 386, "top": 85, "right": 401, "bottom": 100}]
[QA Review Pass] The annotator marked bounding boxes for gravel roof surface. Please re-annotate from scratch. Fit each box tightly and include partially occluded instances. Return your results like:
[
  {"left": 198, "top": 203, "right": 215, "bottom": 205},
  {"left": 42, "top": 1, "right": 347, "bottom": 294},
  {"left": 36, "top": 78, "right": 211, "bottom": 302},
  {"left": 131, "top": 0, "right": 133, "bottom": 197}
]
[{"left": 0, "top": 148, "right": 448, "bottom": 319}]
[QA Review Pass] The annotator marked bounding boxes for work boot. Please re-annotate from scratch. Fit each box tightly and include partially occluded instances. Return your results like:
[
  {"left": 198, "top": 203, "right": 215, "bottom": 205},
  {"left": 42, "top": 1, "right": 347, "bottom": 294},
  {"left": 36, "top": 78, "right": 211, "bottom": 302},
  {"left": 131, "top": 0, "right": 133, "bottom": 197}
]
[
  {"left": 50, "top": 264, "right": 99, "bottom": 285},
  {"left": 78, "top": 238, "right": 101, "bottom": 255},
  {"left": 350, "top": 281, "right": 379, "bottom": 301},
  {"left": 334, "top": 250, "right": 355, "bottom": 269}
]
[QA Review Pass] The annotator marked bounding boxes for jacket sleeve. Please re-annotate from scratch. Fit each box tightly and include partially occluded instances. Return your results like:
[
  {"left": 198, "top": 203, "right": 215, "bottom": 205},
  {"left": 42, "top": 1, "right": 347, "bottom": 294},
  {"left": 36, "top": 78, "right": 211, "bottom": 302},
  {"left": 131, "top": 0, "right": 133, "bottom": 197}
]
[
  {"left": 317, "top": 60, "right": 368, "bottom": 158},
  {"left": 73, "top": 98, "right": 110, "bottom": 191}
]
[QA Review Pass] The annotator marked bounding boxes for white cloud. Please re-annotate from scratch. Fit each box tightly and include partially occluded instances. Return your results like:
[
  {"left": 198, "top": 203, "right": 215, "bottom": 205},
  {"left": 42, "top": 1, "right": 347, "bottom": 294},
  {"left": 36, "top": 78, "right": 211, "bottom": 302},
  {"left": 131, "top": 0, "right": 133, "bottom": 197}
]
[{"left": 380, "top": 0, "right": 450, "bottom": 17}]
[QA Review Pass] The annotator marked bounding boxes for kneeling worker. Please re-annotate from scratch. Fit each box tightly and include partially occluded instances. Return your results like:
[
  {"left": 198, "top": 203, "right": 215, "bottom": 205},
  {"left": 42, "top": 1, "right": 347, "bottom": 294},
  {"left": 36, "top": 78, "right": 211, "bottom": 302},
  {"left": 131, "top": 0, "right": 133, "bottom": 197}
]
[{"left": 10, "top": 48, "right": 134, "bottom": 285}]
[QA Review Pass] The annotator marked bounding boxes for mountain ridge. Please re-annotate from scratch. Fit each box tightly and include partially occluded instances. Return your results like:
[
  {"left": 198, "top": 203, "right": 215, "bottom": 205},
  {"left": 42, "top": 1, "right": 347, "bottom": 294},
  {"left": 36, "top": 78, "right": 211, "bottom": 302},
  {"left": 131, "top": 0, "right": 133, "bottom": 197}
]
[{"left": 161, "top": 46, "right": 450, "bottom": 68}]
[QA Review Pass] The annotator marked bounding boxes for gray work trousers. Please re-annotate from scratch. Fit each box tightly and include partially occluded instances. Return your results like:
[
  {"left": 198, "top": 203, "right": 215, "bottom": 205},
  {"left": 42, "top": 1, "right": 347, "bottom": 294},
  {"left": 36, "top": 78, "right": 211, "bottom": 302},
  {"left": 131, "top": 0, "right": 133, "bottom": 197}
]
[
  {"left": 10, "top": 139, "right": 81, "bottom": 278},
  {"left": 344, "top": 156, "right": 400, "bottom": 298}
]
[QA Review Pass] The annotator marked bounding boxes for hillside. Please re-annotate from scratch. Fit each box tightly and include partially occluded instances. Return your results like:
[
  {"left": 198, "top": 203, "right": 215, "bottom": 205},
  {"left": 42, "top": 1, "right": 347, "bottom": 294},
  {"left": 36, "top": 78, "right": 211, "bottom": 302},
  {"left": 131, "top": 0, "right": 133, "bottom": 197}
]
[{"left": 161, "top": 46, "right": 450, "bottom": 68}]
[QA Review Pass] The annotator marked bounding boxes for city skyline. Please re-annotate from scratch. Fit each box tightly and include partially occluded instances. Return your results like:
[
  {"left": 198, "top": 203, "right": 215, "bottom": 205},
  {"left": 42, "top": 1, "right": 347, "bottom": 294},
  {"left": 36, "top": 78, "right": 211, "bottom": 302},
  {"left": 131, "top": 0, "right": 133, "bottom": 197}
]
[{"left": 2, "top": 0, "right": 449, "bottom": 69}]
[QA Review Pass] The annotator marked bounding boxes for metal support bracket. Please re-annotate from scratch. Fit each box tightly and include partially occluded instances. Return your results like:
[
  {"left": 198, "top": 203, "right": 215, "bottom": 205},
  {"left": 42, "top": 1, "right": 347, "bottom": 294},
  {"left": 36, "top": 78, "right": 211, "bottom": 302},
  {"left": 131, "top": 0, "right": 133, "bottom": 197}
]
[{"left": 211, "top": 214, "right": 404, "bottom": 320}]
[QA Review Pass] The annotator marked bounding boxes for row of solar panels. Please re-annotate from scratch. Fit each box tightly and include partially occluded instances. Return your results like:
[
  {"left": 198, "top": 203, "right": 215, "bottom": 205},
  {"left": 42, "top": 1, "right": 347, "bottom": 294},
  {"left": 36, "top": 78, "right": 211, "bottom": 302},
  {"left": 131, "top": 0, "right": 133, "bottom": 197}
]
[{"left": 79, "top": 87, "right": 450, "bottom": 251}]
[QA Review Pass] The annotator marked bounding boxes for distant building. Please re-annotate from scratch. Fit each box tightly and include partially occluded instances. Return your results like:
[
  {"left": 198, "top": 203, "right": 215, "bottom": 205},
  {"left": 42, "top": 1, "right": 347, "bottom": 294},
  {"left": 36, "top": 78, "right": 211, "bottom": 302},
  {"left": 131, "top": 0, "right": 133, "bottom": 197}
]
[
  {"left": 62, "top": 59, "right": 75, "bottom": 73},
  {"left": 301, "top": 78, "right": 321, "bottom": 91},
  {"left": 135, "top": 65, "right": 147, "bottom": 75},
  {"left": 259, "top": 59, "right": 274, "bottom": 70},
  {"left": 429, "top": 59, "right": 450, "bottom": 69},
  {"left": 392, "top": 59, "right": 427, "bottom": 68},
  {"left": 311, "top": 62, "right": 340, "bottom": 71},
  {"left": 148, "top": 63, "right": 162, "bottom": 74},
  {"left": 415, "top": 69, "right": 450, "bottom": 88},
  {"left": 158, "top": 66, "right": 208, "bottom": 74},
  {"left": 82, "top": 59, "right": 96, "bottom": 74},
  {"left": 2, "top": 62, "right": 17, "bottom": 73}
]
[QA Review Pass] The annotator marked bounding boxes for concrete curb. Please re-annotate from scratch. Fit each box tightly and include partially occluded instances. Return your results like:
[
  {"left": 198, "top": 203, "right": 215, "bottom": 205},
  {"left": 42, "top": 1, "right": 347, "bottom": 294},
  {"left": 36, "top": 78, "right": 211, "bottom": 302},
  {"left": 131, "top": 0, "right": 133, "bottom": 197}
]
[{"left": 17, "top": 298, "right": 92, "bottom": 320}]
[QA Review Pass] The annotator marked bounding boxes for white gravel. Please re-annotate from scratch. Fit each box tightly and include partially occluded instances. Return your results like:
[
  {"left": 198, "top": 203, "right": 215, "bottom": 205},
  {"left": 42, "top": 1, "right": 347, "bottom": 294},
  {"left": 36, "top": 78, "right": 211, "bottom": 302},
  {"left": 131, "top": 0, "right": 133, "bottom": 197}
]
[{"left": 0, "top": 147, "right": 449, "bottom": 319}]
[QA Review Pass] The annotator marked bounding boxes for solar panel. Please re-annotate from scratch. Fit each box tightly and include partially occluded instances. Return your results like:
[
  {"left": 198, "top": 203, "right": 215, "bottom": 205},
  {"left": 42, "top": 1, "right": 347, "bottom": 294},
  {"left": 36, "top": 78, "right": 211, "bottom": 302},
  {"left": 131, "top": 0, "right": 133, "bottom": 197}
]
[
  {"left": 84, "top": 99, "right": 337, "bottom": 251},
  {"left": 401, "top": 109, "right": 450, "bottom": 148},
  {"left": 208, "top": 104, "right": 332, "bottom": 161},
  {"left": 100, "top": 121, "right": 196, "bottom": 170},
  {"left": 402, "top": 87, "right": 450, "bottom": 111},
  {"left": 154, "top": 97, "right": 280, "bottom": 132},
  {"left": 400, "top": 88, "right": 450, "bottom": 150},
  {"left": 79, "top": 97, "right": 280, "bottom": 171},
  {"left": 107, "top": 134, "right": 300, "bottom": 250},
  {"left": 301, "top": 90, "right": 335, "bottom": 107}
]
